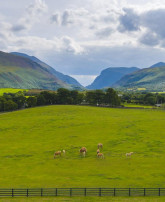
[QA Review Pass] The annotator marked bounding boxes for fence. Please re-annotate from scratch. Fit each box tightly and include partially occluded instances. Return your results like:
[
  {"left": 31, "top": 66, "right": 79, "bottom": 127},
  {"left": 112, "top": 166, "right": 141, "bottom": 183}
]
[{"left": 0, "top": 188, "right": 165, "bottom": 197}]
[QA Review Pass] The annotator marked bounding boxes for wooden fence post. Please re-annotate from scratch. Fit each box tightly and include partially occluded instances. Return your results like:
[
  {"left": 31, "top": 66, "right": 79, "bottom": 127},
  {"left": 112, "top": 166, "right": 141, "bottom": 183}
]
[
  {"left": 144, "top": 188, "right": 146, "bottom": 196},
  {"left": 70, "top": 188, "right": 72, "bottom": 196},
  {"left": 159, "top": 188, "right": 160, "bottom": 196},
  {"left": 129, "top": 188, "right": 131, "bottom": 196},
  {"left": 12, "top": 189, "right": 14, "bottom": 197},
  {"left": 56, "top": 188, "right": 58, "bottom": 196},
  {"left": 99, "top": 188, "right": 101, "bottom": 196},
  {"left": 114, "top": 188, "right": 116, "bottom": 196},
  {"left": 84, "top": 188, "right": 86, "bottom": 196},
  {"left": 41, "top": 188, "right": 43, "bottom": 196},
  {"left": 27, "top": 189, "right": 29, "bottom": 197}
]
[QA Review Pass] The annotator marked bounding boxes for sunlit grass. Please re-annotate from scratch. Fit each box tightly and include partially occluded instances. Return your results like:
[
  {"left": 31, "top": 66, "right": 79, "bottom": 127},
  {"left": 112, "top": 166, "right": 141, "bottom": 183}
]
[
  {"left": 0, "top": 105, "right": 164, "bottom": 189},
  {"left": 0, "top": 88, "right": 27, "bottom": 96}
]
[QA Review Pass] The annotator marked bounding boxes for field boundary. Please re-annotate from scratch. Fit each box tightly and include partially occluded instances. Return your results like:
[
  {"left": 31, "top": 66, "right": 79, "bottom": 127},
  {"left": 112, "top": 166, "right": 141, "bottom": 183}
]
[{"left": 0, "top": 188, "right": 165, "bottom": 197}]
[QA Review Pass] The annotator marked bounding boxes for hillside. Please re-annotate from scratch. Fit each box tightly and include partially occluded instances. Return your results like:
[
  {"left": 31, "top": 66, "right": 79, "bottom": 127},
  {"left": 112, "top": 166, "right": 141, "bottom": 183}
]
[
  {"left": 0, "top": 105, "right": 164, "bottom": 188},
  {"left": 87, "top": 67, "right": 139, "bottom": 89},
  {"left": 115, "top": 63, "right": 165, "bottom": 91},
  {"left": 11, "top": 52, "right": 83, "bottom": 88},
  {"left": 0, "top": 51, "right": 74, "bottom": 90}
]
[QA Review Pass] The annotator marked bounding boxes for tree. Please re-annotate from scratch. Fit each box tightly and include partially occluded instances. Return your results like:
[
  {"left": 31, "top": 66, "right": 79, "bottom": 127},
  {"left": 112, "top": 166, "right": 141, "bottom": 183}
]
[
  {"left": 57, "top": 88, "right": 71, "bottom": 104},
  {"left": 94, "top": 90, "right": 105, "bottom": 104},
  {"left": 4, "top": 100, "right": 18, "bottom": 111},
  {"left": 70, "top": 90, "right": 84, "bottom": 104},
  {"left": 36, "top": 94, "right": 46, "bottom": 106},
  {"left": 105, "top": 88, "right": 120, "bottom": 106},
  {"left": 85, "top": 91, "right": 96, "bottom": 104},
  {"left": 27, "top": 96, "right": 37, "bottom": 107},
  {"left": 0, "top": 97, "right": 6, "bottom": 111}
]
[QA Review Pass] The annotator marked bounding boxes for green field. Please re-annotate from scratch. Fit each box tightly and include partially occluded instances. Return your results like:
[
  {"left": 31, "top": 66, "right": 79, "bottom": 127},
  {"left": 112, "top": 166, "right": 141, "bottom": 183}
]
[
  {"left": 123, "top": 103, "right": 155, "bottom": 108},
  {"left": 1, "top": 196, "right": 165, "bottom": 202},
  {"left": 0, "top": 88, "right": 27, "bottom": 96},
  {"left": 0, "top": 105, "right": 165, "bottom": 190}
]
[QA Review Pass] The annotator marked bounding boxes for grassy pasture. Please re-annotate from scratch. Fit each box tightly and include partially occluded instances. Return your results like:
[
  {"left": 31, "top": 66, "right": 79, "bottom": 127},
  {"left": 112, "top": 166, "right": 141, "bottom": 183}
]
[
  {"left": 0, "top": 105, "right": 165, "bottom": 189},
  {"left": 123, "top": 103, "right": 155, "bottom": 108},
  {"left": 1, "top": 196, "right": 165, "bottom": 201},
  {"left": 0, "top": 88, "right": 27, "bottom": 96}
]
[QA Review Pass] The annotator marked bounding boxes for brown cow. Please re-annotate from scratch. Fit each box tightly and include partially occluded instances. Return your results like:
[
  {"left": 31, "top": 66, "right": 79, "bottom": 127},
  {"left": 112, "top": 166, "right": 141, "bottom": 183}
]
[
  {"left": 98, "top": 143, "right": 103, "bottom": 149},
  {"left": 97, "top": 149, "right": 100, "bottom": 154},
  {"left": 97, "top": 153, "right": 104, "bottom": 159},
  {"left": 80, "top": 147, "right": 87, "bottom": 157},
  {"left": 54, "top": 151, "right": 61, "bottom": 158}
]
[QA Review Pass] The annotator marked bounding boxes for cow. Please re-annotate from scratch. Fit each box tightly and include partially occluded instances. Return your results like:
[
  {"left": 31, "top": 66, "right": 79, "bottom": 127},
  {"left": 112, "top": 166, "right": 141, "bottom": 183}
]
[
  {"left": 97, "top": 149, "right": 100, "bottom": 154},
  {"left": 98, "top": 143, "right": 103, "bottom": 149},
  {"left": 80, "top": 147, "right": 87, "bottom": 157},
  {"left": 126, "top": 152, "right": 134, "bottom": 157},
  {"left": 97, "top": 153, "right": 104, "bottom": 159},
  {"left": 54, "top": 151, "right": 62, "bottom": 158}
]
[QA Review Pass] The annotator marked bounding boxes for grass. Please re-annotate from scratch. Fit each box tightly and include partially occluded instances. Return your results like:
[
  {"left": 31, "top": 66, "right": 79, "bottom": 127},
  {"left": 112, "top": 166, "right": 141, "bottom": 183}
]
[
  {"left": 0, "top": 105, "right": 165, "bottom": 190},
  {"left": 123, "top": 103, "right": 154, "bottom": 108},
  {"left": 0, "top": 196, "right": 165, "bottom": 201},
  {"left": 0, "top": 88, "right": 27, "bottom": 96}
]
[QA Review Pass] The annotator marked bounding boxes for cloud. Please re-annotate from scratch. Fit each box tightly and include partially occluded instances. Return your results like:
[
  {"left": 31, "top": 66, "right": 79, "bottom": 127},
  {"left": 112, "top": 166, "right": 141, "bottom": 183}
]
[
  {"left": 27, "top": 0, "right": 48, "bottom": 16},
  {"left": 95, "top": 27, "right": 113, "bottom": 38},
  {"left": 11, "top": 24, "right": 27, "bottom": 32},
  {"left": 139, "top": 32, "right": 160, "bottom": 46},
  {"left": 61, "top": 36, "right": 84, "bottom": 54},
  {"left": 50, "top": 8, "right": 90, "bottom": 26},
  {"left": 50, "top": 13, "right": 60, "bottom": 24},
  {"left": 10, "top": 0, "right": 48, "bottom": 33},
  {"left": 118, "top": 8, "right": 140, "bottom": 32},
  {"left": 142, "top": 9, "right": 165, "bottom": 39},
  {"left": 61, "top": 10, "right": 74, "bottom": 26}
]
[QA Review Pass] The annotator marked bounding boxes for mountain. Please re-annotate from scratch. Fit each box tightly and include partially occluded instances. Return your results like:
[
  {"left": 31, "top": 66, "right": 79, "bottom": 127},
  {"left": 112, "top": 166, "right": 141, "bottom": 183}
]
[
  {"left": 0, "top": 51, "right": 75, "bottom": 90},
  {"left": 86, "top": 67, "right": 139, "bottom": 89},
  {"left": 11, "top": 52, "right": 83, "bottom": 88},
  {"left": 115, "top": 63, "right": 165, "bottom": 91},
  {"left": 149, "top": 62, "right": 165, "bottom": 68}
]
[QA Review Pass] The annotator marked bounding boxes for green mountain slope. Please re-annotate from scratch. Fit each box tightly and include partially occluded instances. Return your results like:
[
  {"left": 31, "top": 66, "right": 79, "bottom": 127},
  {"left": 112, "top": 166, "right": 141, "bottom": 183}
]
[
  {"left": 11, "top": 52, "right": 83, "bottom": 88},
  {"left": 87, "top": 67, "right": 139, "bottom": 89},
  {"left": 115, "top": 63, "right": 165, "bottom": 91},
  {"left": 0, "top": 51, "right": 71, "bottom": 90}
]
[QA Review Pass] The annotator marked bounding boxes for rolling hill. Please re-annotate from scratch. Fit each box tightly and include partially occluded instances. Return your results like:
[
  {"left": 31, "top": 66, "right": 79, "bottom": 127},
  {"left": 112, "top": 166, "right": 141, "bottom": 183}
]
[
  {"left": 11, "top": 52, "right": 83, "bottom": 88},
  {"left": 115, "top": 62, "right": 165, "bottom": 91},
  {"left": 0, "top": 51, "right": 80, "bottom": 90},
  {"left": 86, "top": 67, "right": 139, "bottom": 89}
]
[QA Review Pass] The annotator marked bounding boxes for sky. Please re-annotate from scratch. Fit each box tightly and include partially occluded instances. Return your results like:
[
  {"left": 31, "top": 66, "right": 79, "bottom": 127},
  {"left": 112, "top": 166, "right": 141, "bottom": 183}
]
[{"left": 1, "top": 0, "right": 165, "bottom": 86}]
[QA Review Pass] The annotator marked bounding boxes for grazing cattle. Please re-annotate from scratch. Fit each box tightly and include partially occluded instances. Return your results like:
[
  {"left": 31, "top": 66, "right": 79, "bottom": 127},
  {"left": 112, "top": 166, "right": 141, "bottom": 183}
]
[
  {"left": 97, "top": 149, "right": 100, "bottom": 154},
  {"left": 62, "top": 150, "right": 66, "bottom": 155},
  {"left": 80, "top": 147, "right": 87, "bottom": 157},
  {"left": 82, "top": 151, "right": 86, "bottom": 157},
  {"left": 80, "top": 147, "right": 87, "bottom": 153},
  {"left": 98, "top": 143, "right": 103, "bottom": 149},
  {"left": 97, "top": 153, "right": 104, "bottom": 159},
  {"left": 54, "top": 151, "right": 61, "bottom": 158},
  {"left": 126, "top": 152, "right": 134, "bottom": 157}
]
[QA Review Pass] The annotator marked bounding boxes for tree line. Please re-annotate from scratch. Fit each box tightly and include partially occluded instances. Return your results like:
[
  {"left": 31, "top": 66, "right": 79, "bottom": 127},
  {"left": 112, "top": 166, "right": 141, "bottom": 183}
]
[
  {"left": 0, "top": 88, "right": 121, "bottom": 112},
  {"left": 121, "top": 92, "right": 165, "bottom": 105}
]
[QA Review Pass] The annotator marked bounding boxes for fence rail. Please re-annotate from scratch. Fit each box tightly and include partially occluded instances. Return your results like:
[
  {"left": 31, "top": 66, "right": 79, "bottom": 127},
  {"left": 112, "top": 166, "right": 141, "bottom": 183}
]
[{"left": 0, "top": 188, "right": 164, "bottom": 197}]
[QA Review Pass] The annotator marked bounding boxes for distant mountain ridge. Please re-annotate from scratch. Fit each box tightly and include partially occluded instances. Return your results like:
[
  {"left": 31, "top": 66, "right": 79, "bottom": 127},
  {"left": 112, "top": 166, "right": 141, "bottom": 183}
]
[
  {"left": 87, "top": 67, "right": 139, "bottom": 89},
  {"left": 149, "top": 62, "right": 165, "bottom": 68},
  {"left": 11, "top": 52, "right": 83, "bottom": 88},
  {"left": 0, "top": 51, "right": 80, "bottom": 90},
  {"left": 115, "top": 62, "right": 165, "bottom": 91}
]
